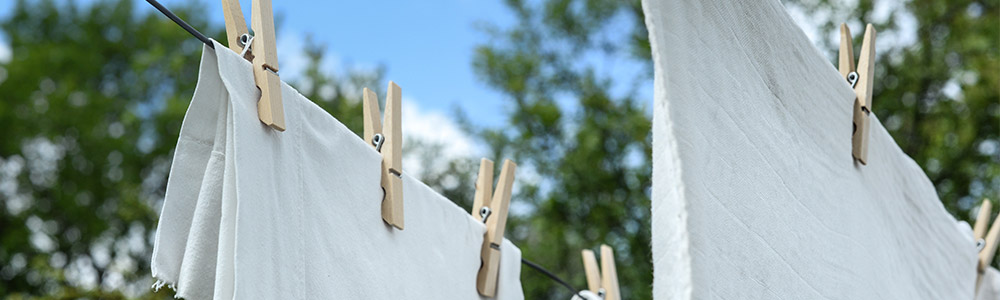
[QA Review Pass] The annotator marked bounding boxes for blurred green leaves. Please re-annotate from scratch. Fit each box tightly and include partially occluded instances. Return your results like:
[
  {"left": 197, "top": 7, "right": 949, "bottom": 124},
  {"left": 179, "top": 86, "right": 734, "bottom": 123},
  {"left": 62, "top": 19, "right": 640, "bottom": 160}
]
[
  {"left": 0, "top": 0, "right": 378, "bottom": 298},
  {"left": 0, "top": 0, "right": 213, "bottom": 297},
  {"left": 786, "top": 0, "right": 999, "bottom": 230},
  {"left": 0, "top": 0, "right": 995, "bottom": 298},
  {"left": 472, "top": 0, "right": 997, "bottom": 298},
  {"left": 468, "top": 0, "right": 652, "bottom": 298}
]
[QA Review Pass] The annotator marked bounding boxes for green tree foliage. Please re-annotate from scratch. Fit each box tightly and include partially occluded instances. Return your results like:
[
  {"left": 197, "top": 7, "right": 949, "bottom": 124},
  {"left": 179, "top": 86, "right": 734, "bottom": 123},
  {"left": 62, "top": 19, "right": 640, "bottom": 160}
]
[
  {"left": 471, "top": 0, "right": 998, "bottom": 297},
  {"left": 785, "top": 0, "right": 999, "bottom": 234},
  {"left": 291, "top": 37, "right": 383, "bottom": 136},
  {"left": 468, "top": 0, "right": 652, "bottom": 298},
  {"left": 0, "top": 0, "right": 215, "bottom": 297},
  {"left": 2, "top": 0, "right": 995, "bottom": 298},
  {"left": 0, "top": 0, "right": 379, "bottom": 297}
]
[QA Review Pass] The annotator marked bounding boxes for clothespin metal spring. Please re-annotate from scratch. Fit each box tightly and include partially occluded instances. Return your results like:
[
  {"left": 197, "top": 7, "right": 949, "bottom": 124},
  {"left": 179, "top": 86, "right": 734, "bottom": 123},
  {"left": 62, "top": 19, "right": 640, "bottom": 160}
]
[
  {"left": 479, "top": 206, "right": 492, "bottom": 223},
  {"left": 237, "top": 33, "right": 252, "bottom": 48},
  {"left": 847, "top": 71, "right": 859, "bottom": 88},
  {"left": 238, "top": 34, "right": 254, "bottom": 58},
  {"left": 372, "top": 133, "right": 385, "bottom": 152}
]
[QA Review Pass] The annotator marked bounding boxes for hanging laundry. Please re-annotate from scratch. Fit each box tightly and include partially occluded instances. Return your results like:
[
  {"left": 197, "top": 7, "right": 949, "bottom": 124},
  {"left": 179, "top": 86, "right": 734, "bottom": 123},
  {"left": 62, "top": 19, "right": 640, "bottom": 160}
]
[
  {"left": 978, "top": 268, "right": 1000, "bottom": 300},
  {"left": 150, "top": 40, "right": 524, "bottom": 300},
  {"left": 643, "top": 0, "right": 979, "bottom": 298}
]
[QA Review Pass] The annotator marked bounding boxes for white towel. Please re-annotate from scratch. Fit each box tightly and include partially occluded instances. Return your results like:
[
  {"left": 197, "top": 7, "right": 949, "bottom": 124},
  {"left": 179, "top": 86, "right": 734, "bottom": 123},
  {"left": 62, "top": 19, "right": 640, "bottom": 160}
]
[
  {"left": 643, "top": 0, "right": 978, "bottom": 298},
  {"left": 978, "top": 268, "right": 1000, "bottom": 300},
  {"left": 151, "top": 40, "right": 524, "bottom": 300}
]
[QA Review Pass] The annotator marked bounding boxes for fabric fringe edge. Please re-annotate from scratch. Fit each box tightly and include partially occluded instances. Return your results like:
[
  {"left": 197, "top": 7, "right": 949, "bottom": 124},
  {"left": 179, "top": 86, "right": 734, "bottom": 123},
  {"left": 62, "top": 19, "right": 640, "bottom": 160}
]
[{"left": 151, "top": 279, "right": 181, "bottom": 298}]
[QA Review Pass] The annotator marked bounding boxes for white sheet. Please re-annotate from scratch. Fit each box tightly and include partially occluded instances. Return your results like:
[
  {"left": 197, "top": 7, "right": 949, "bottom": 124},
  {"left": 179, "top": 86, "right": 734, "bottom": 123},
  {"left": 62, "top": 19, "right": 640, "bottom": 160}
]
[
  {"left": 643, "top": 0, "right": 979, "bottom": 298},
  {"left": 151, "top": 40, "right": 524, "bottom": 300},
  {"left": 978, "top": 268, "right": 1000, "bottom": 300}
]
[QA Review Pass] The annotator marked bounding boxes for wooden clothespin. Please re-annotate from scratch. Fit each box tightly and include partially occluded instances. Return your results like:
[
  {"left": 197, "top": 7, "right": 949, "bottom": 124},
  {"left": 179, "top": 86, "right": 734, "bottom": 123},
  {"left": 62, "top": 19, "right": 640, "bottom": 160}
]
[
  {"left": 220, "top": 0, "right": 285, "bottom": 131},
  {"left": 471, "top": 158, "right": 516, "bottom": 297},
  {"left": 581, "top": 245, "right": 621, "bottom": 300},
  {"left": 220, "top": 0, "right": 248, "bottom": 54},
  {"left": 839, "top": 23, "right": 876, "bottom": 164},
  {"left": 363, "top": 82, "right": 403, "bottom": 229},
  {"left": 974, "top": 199, "right": 1000, "bottom": 287}
]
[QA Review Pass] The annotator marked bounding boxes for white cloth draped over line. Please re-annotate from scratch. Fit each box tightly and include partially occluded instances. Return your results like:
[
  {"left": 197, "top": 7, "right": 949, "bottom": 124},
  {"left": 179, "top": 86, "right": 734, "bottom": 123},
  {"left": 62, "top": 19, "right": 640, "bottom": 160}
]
[
  {"left": 151, "top": 40, "right": 524, "bottom": 300},
  {"left": 644, "top": 0, "right": 979, "bottom": 298}
]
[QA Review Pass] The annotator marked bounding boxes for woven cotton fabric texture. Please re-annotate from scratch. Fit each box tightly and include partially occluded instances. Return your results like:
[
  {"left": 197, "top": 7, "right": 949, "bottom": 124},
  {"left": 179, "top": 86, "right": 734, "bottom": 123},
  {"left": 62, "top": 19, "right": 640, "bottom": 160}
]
[
  {"left": 150, "top": 41, "right": 524, "bottom": 300},
  {"left": 643, "top": 0, "right": 979, "bottom": 299},
  {"left": 967, "top": 231, "right": 1000, "bottom": 299},
  {"left": 978, "top": 268, "right": 1000, "bottom": 300}
]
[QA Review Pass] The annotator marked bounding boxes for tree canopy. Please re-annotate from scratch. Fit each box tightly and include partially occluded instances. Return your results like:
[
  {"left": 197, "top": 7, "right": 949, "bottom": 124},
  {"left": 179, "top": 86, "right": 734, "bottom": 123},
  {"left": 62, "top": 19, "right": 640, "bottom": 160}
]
[
  {"left": 785, "top": 0, "right": 998, "bottom": 221},
  {"left": 0, "top": 0, "right": 996, "bottom": 298},
  {"left": 466, "top": 0, "right": 652, "bottom": 298}
]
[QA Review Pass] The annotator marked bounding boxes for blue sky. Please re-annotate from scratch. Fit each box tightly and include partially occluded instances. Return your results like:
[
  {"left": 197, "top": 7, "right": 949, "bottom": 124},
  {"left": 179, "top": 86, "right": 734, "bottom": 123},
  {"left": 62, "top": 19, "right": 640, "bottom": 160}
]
[
  {"left": 0, "top": 0, "right": 652, "bottom": 181},
  {"left": 0, "top": 0, "right": 516, "bottom": 127},
  {"left": 0, "top": 1, "right": 920, "bottom": 135},
  {"left": 0, "top": 1, "right": 919, "bottom": 156},
  {"left": 0, "top": 0, "right": 935, "bottom": 214},
  {"left": 190, "top": 0, "right": 515, "bottom": 128}
]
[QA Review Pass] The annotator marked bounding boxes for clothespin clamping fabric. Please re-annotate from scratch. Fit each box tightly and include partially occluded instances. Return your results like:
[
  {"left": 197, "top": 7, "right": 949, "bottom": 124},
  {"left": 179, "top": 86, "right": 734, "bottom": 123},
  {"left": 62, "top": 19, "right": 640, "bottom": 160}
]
[
  {"left": 363, "top": 83, "right": 404, "bottom": 229},
  {"left": 471, "top": 158, "right": 516, "bottom": 297},
  {"left": 581, "top": 245, "right": 621, "bottom": 300},
  {"left": 220, "top": 0, "right": 285, "bottom": 131},
  {"left": 838, "top": 23, "right": 876, "bottom": 164},
  {"left": 973, "top": 199, "right": 1000, "bottom": 289}
]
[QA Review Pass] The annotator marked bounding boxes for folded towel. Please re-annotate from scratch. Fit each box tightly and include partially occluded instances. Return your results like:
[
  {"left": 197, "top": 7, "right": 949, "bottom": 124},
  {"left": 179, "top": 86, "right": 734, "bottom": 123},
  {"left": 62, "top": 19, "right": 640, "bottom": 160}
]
[
  {"left": 644, "top": 0, "right": 977, "bottom": 298},
  {"left": 151, "top": 40, "right": 524, "bottom": 300}
]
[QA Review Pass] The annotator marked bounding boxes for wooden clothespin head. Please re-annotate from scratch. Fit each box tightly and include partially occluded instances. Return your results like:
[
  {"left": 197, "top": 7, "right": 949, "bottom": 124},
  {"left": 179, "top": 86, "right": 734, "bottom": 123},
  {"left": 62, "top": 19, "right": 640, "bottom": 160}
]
[
  {"left": 839, "top": 23, "right": 876, "bottom": 164},
  {"left": 974, "top": 199, "right": 1000, "bottom": 288},
  {"left": 581, "top": 245, "right": 621, "bottom": 300},
  {"left": 363, "top": 82, "right": 403, "bottom": 230},
  {"left": 220, "top": 0, "right": 285, "bottom": 131},
  {"left": 471, "top": 158, "right": 516, "bottom": 297}
]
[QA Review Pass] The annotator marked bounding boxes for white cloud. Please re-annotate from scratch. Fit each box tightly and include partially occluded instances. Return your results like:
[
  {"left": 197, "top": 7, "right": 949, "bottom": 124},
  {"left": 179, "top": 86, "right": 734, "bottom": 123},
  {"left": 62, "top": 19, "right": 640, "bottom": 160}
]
[
  {"left": 785, "top": 1, "right": 918, "bottom": 57},
  {"left": 400, "top": 99, "right": 482, "bottom": 178},
  {"left": 0, "top": 39, "right": 10, "bottom": 63},
  {"left": 276, "top": 31, "right": 307, "bottom": 80},
  {"left": 271, "top": 31, "right": 476, "bottom": 178},
  {"left": 275, "top": 31, "right": 341, "bottom": 81},
  {"left": 785, "top": 4, "right": 821, "bottom": 45}
]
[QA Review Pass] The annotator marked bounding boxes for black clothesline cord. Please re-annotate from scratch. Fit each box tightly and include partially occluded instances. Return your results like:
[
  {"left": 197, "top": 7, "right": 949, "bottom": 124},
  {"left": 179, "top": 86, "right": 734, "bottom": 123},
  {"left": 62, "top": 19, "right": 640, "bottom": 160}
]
[
  {"left": 522, "top": 258, "right": 585, "bottom": 298},
  {"left": 145, "top": 0, "right": 215, "bottom": 49},
  {"left": 147, "top": 0, "right": 588, "bottom": 297}
]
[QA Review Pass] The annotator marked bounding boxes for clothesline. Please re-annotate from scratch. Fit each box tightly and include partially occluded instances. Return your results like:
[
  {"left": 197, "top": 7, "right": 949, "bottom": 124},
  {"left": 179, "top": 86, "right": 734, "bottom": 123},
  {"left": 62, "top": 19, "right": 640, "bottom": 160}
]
[
  {"left": 522, "top": 258, "right": 584, "bottom": 298},
  {"left": 145, "top": 0, "right": 215, "bottom": 49},
  {"left": 144, "top": 0, "right": 587, "bottom": 298}
]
